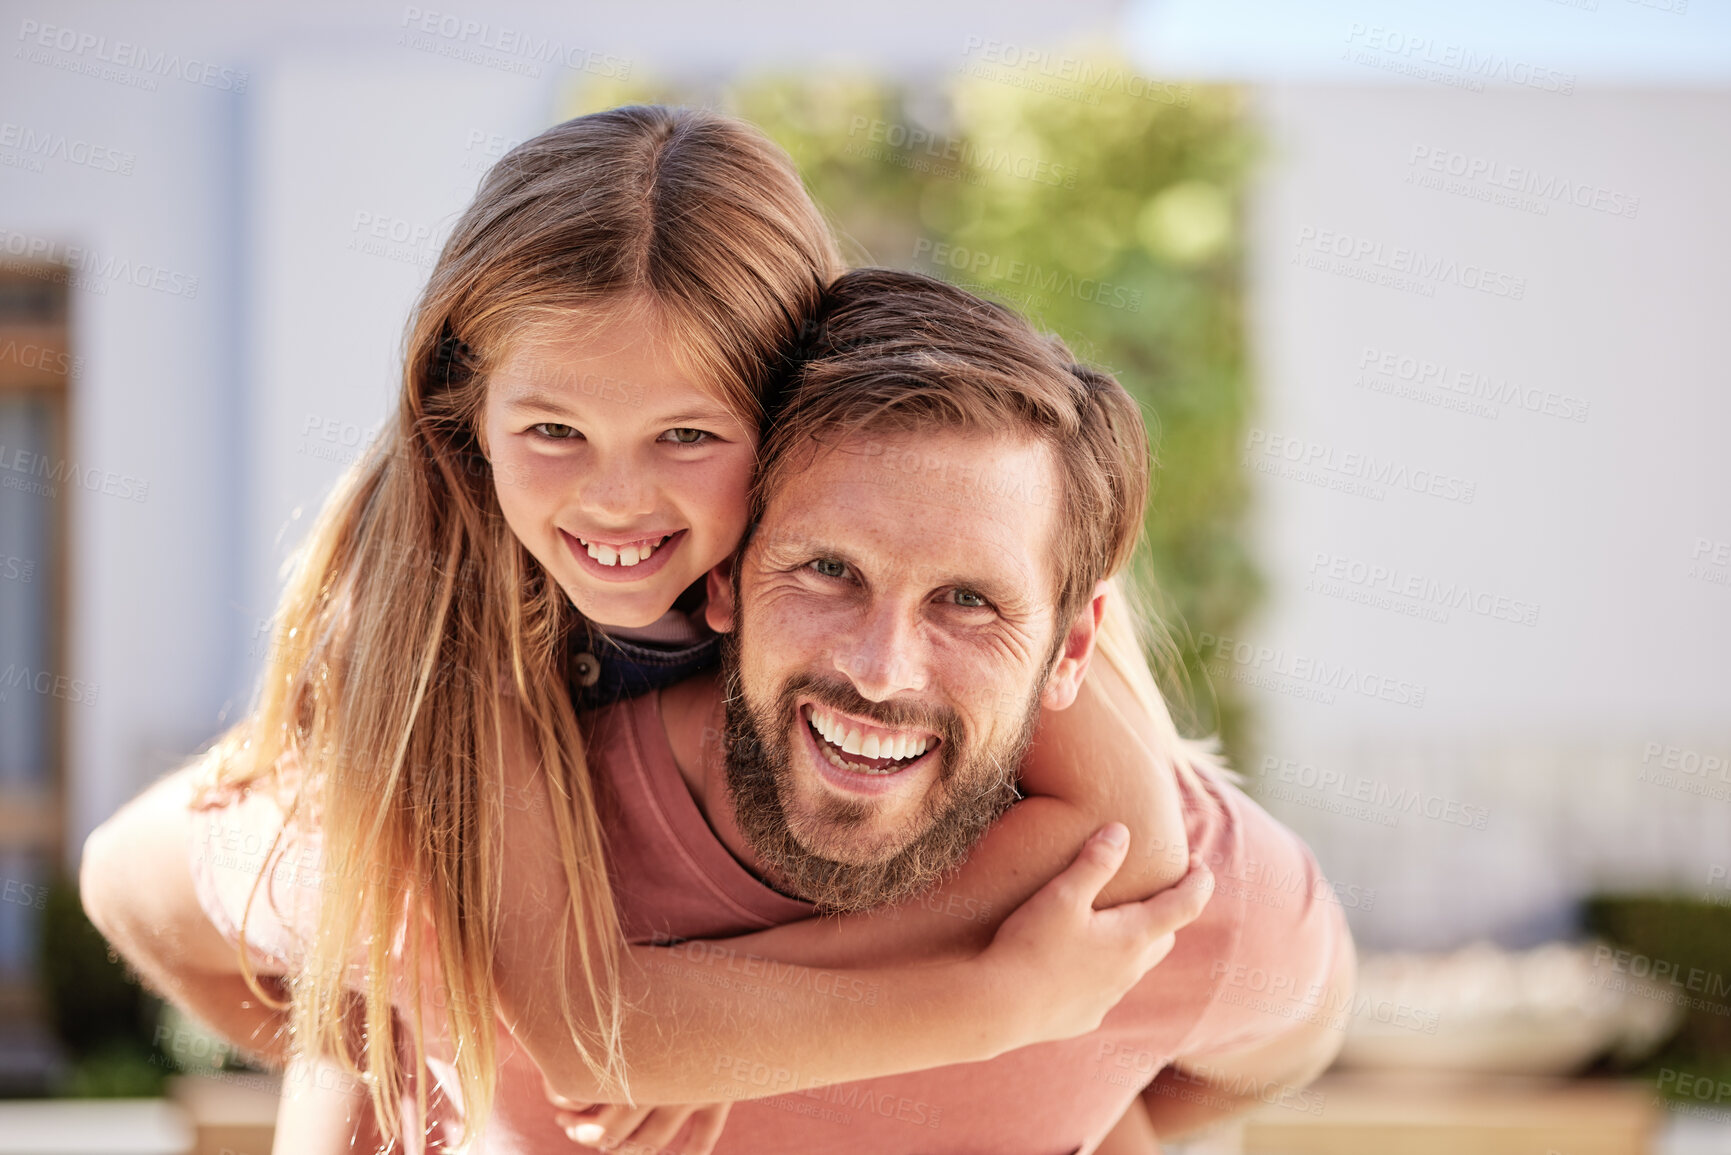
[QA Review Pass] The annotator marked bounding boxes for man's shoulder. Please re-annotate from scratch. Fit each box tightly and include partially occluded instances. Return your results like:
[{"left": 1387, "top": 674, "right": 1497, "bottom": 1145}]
[{"left": 1155, "top": 766, "right": 1354, "bottom": 1061}]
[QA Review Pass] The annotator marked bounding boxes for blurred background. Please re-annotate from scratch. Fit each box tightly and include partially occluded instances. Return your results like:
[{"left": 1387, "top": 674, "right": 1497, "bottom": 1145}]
[{"left": 1, "top": 0, "right": 1728, "bottom": 1151}]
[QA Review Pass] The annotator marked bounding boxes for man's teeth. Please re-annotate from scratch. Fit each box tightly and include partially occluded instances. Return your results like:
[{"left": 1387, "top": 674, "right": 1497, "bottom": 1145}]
[
  {"left": 807, "top": 706, "right": 931, "bottom": 763},
  {"left": 579, "top": 534, "right": 671, "bottom": 567}
]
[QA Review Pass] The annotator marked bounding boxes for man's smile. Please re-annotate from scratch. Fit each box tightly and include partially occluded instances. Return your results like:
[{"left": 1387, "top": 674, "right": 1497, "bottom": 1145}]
[{"left": 798, "top": 701, "right": 942, "bottom": 795}]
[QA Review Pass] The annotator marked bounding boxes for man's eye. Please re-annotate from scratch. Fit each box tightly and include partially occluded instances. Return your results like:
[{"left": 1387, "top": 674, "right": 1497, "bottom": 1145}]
[
  {"left": 810, "top": 558, "right": 848, "bottom": 579},
  {"left": 951, "top": 589, "right": 989, "bottom": 609},
  {"left": 661, "top": 427, "right": 711, "bottom": 445},
  {"left": 531, "top": 422, "right": 580, "bottom": 440}
]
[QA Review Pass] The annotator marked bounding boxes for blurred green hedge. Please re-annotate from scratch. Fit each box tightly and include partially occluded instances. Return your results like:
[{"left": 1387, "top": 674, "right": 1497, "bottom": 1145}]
[
  {"left": 1584, "top": 894, "right": 1731, "bottom": 1097},
  {"left": 570, "top": 59, "right": 1262, "bottom": 763},
  {"left": 38, "top": 877, "right": 164, "bottom": 1096}
]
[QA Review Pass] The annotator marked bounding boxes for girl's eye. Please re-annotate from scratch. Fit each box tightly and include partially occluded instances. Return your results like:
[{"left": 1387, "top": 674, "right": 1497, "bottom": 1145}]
[
  {"left": 951, "top": 589, "right": 989, "bottom": 609},
  {"left": 810, "top": 558, "right": 848, "bottom": 579},
  {"left": 661, "top": 427, "right": 711, "bottom": 445},
  {"left": 531, "top": 422, "right": 581, "bottom": 440}
]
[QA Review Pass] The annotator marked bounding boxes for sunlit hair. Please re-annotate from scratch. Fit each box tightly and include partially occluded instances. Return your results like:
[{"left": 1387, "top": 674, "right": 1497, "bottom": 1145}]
[
  {"left": 754, "top": 268, "right": 1231, "bottom": 793},
  {"left": 194, "top": 105, "right": 841, "bottom": 1144}
]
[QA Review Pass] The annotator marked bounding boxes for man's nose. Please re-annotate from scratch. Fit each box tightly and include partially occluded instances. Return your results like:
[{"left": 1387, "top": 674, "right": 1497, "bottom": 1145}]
[{"left": 833, "top": 606, "right": 928, "bottom": 701}]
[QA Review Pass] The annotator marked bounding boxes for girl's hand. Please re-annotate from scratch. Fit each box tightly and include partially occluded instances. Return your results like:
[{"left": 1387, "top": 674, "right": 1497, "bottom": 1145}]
[
  {"left": 983, "top": 823, "right": 1212, "bottom": 1046},
  {"left": 552, "top": 1099, "right": 732, "bottom": 1155}
]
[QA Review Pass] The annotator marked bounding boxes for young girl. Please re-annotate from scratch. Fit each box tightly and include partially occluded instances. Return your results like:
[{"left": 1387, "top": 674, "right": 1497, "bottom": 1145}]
[{"left": 81, "top": 105, "right": 1222, "bottom": 1153}]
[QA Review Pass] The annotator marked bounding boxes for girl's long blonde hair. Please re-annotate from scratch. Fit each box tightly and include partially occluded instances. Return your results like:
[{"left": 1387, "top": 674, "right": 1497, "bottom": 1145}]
[{"left": 199, "top": 105, "right": 840, "bottom": 1144}]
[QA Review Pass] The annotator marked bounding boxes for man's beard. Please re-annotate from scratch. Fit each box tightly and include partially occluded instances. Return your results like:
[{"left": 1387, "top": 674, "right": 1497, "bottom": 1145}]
[{"left": 718, "top": 630, "right": 1039, "bottom": 913}]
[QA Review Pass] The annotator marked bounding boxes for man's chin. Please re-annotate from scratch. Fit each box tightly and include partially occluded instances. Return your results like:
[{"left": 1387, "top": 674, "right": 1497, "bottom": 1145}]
[{"left": 785, "top": 806, "right": 918, "bottom": 869}]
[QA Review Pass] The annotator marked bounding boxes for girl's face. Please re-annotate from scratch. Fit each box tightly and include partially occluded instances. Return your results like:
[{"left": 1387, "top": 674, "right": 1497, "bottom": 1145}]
[{"left": 481, "top": 307, "right": 758, "bottom": 629}]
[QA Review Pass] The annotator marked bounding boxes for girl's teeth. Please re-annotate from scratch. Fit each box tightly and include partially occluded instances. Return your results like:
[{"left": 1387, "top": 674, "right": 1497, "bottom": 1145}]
[{"left": 581, "top": 535, "right": 668, "bottom": 568}]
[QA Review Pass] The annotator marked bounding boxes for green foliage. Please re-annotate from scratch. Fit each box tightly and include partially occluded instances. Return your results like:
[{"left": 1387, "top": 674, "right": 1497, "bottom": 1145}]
[
  {"left": 1583, "top": 894, "right": 1731, "bottom": 1094},
  {"left": 38, "top": 876, "right": 165, "bottom": 1097},
  {"left": 569, "top": 59, "right": 1262, "bottom": 763}
]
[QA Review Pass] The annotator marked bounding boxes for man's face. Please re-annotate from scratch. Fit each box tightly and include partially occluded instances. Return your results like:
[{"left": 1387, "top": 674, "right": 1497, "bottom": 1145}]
[{"left": 713, "top": 429, "right": 1067, "bottom": 911}]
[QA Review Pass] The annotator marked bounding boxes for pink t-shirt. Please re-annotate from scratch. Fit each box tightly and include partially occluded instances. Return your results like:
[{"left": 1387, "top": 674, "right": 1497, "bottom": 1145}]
[{"left": 190, "top": 691, "right": 1349, "bottom": 1154}]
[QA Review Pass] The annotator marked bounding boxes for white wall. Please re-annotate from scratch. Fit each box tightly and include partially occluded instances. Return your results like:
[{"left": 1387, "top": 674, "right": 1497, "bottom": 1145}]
[
  {"left": 1, "top": 7, "right": 245, "bottom": 850},
  {"left": 1242, "top": 85, "right": 1731, "bottom": 949}
]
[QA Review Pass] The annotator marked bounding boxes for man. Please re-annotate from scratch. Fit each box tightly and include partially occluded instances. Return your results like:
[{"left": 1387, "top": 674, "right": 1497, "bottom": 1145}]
[{"left": 500, "top": 269, "right": 1354, "bottom": 1154}]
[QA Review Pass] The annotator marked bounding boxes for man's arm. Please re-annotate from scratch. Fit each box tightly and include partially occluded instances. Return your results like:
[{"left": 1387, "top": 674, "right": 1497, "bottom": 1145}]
[{"left": 1142, "top": 921, "right": 1355, "bottom": 1139}]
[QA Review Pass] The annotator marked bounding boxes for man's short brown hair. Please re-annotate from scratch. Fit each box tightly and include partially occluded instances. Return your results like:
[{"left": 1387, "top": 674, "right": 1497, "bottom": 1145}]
[{"left": 752, "top": 268, "right": 1151, "bottom": 629}]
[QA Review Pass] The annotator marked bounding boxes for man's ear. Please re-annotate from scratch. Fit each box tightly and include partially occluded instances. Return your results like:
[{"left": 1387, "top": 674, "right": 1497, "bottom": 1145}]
[
  {"left": 705, "top": 555, "right": 738, "bottom": 634},
  {"left": 1040, "top": 580, "right": 1109, "bottom": 711}
]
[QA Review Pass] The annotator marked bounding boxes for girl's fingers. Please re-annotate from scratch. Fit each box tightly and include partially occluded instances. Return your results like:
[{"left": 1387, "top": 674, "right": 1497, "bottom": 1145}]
[
  {"left": 624, "top": 1106, "right": 696, "bottom": 1152},
  {"left": 557, "top": 1105, "right": 653, "bottom": 1149},
  {"left": 1045, "top": 823, "right": 1132, "bottom": 909},
  {"left": 683, "top": 1104, "right": 732, "bottom": 1155}
]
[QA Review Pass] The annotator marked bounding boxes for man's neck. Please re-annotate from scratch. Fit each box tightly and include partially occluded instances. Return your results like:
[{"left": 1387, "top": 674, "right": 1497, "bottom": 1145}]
[{"left": 657, "top": 671, "right": 784, "bottom": 889}]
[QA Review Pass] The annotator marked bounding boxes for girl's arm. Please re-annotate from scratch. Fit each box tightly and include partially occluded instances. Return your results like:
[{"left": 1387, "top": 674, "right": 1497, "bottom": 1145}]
[
  {"left": 499, "top": 592, "right": 1208, "bottom": 1106},
  {"left": 79, "top": 767, "right": 293, "bottom": 1065},
  {"left": 83, "top": 769, "right": 375, "bottom": 1155},
  {"left": 498, "top": 767, "right": 1205, "bottom": 1108}
]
